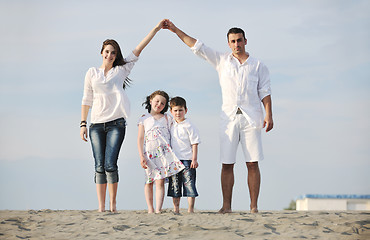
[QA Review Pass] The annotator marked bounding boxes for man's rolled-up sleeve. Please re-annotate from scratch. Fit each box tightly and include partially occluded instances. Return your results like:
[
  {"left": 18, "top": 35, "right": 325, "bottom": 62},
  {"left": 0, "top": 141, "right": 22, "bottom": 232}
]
[{"left": 257, "top": 63, "right": 271, "bottom": 101}]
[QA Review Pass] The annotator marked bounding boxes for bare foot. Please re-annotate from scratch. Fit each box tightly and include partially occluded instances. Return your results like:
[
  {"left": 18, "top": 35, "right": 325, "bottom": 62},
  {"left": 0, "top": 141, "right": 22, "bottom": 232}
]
[
  {"left": 218, "top": 208, "right": 232, "bottom": 214},
  {"left": 98, "top": 203, "right": 106, "bottom": 212},
  {"left": 250, "top": 208, "right": 258, "bottom": 213},
  {"left": 110, "top": 203, "right": 117, "bottom": 213},
  {"left": 148, "top": 206, "right": 155, "bottom": 214}
]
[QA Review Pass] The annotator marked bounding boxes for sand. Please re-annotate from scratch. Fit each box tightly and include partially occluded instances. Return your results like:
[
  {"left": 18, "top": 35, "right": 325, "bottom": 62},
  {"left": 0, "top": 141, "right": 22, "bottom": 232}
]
[{"left": 0, "top": 209, "right": 369, "bottom": 239}]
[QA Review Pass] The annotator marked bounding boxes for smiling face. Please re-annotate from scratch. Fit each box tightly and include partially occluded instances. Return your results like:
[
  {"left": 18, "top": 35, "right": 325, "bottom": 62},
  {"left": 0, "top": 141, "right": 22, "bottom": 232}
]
[
  {"left": 101, "top": 44, "right": 117, "bottom": 66},
  {"left": 171, "top": 105, "right": 187, "bottom": 123},
  {"left": 227, "top": 33, "right": 247, "bottom": 56},
  {"left": 150, "top": 94, "right": 167, "bottom": 114}
]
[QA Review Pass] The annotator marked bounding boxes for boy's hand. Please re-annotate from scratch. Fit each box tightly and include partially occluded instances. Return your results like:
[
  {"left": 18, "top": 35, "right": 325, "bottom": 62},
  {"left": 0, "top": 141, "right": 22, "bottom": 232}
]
[{"left": 190, "top": 159, "right": 198, "bottom": 169}]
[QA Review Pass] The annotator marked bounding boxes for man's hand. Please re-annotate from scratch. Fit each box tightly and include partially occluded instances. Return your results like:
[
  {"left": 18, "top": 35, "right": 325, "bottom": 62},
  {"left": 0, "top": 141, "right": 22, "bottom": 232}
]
[
  {"left": 263, "top": 115, "right": 273, "bottom": 132},
  {"left": 163, "top": 19, "right": 177, "bottom": 32},
  {"left": 162, "top": 19, "right": 196, "bottom": 48},
  {"left": 261, "top": 95, "right": 273, "bottom": 132}
]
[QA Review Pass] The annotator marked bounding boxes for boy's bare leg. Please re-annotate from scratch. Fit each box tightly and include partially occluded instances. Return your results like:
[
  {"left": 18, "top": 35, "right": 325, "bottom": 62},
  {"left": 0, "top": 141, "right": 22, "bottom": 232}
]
[
  {"left": 246, "top": 162, "right": 260, "bottom": 213},
  {"left": 173, "top": 197, "right": 180, "bottom": 213},
  {"left": 144, "top": 183, "right": 155, "bottom": 213},
  {"left": 96, "top": 183, "right": 107, "bottom": 212},
  {"left": 219, "top": 163, "right": 234, "bottom": 213},
  {"left": 108, "top": 182, "right": 118, "bottom": 213},
  {"left": 187, "top": 197, "right": 195, "bottom": 213},
  {"left": 155, "top": 179, "right": 165, "bottom": 213}
]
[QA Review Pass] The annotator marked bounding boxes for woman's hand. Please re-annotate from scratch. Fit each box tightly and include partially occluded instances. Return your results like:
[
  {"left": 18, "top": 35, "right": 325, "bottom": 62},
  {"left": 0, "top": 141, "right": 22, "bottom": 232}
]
[
  {"left": 80, "top": 126, "right": 88, "bottom": 142},
  {"left": 80, "top": 106, "right": 90, "bottom": 141},
  {"left": 154, "top": 19, "right": 166, "bottom": 32}
]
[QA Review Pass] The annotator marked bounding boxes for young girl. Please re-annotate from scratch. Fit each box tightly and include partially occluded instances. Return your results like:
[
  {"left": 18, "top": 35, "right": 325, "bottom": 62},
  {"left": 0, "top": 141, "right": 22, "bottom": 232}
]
[
  {"left": 80, "top": 20, "right": 166, "bottom": 213},
  {"left": 137, "top": 90, "right": 185, "bottom": 213}
]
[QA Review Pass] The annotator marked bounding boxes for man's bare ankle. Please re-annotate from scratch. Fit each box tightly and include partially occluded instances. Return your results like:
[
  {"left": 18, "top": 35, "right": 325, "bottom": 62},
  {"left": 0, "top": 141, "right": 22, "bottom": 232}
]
[{"left": 218, "top": 207, "right": 232, "bottom": 214}]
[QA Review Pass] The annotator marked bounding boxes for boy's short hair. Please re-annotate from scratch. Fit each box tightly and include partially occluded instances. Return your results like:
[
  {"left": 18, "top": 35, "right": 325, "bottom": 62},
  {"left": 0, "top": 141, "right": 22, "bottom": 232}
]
[{"left": 170, "top": 96, "right": 187, "bottom": 110}]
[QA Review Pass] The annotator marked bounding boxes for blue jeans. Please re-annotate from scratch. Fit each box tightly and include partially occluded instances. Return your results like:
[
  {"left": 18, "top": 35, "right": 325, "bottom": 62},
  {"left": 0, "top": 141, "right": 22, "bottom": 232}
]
[
  {"left": 89, "top": 118, "right": 126, "bottom": 184},
  {"left": 167, "top": 160, "right": 198, "bottom": 198}
]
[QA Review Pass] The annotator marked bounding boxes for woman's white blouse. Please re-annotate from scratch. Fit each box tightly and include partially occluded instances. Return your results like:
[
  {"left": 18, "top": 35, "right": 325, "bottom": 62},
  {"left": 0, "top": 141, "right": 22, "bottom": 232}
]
[{"left": 82, "top": 52, "right": 139, "bottom": 123}]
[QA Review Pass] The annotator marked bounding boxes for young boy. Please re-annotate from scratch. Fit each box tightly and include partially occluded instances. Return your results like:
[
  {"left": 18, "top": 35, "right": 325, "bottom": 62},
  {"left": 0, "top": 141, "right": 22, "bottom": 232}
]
[{"left": 167, "top": 96, "right": 200, "bottom": 213}]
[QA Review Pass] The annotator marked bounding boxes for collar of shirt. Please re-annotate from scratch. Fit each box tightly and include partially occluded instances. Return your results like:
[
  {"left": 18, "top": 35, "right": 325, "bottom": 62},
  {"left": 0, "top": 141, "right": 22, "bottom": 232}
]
[
  {"left": 228, "top": 52, "right": 250, "bottom": 66},
  {"left": 172, "top": 118, "right": 187, "bottom": 125}
]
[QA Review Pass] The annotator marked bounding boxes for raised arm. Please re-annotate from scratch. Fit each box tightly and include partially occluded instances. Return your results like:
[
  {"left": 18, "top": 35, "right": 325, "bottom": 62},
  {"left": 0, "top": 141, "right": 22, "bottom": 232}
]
[
  {"left": 132, "top": 19, "right": 165, "bottom": 57},
  {"left": 164, "top": 19, "right": 196, "bottom": 48}
]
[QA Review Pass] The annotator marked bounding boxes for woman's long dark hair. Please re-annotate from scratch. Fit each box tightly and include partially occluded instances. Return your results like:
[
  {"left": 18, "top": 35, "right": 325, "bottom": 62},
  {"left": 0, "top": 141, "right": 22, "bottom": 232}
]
[
  {"left": 142, "top": 90, "right": 170, "bottom": 114},
  {"left": 101, "top": 39, "right": 131, "bottom": 89}
]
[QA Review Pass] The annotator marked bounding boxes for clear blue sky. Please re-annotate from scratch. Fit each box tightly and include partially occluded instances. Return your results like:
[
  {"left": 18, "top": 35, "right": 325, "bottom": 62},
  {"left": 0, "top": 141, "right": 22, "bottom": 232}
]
[{"left": 1, "top": 0, "right": 369, "bottom": 211}]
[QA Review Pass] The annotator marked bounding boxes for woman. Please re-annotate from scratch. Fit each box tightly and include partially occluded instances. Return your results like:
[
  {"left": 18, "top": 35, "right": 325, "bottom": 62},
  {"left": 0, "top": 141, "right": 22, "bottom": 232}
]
[{"left": 80, "top": 19, "right": 165, "bottom": 212}]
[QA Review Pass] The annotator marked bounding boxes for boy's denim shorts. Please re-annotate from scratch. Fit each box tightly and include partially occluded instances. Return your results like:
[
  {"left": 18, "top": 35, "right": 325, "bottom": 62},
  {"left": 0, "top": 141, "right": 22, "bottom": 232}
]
[{"left": 167, "top": 160, "right": 198, "bottom": 198}]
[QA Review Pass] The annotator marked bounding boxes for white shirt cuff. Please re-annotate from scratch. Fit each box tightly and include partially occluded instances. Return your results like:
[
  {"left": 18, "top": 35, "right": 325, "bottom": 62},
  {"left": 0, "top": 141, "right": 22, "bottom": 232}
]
[
  {"left": 190, "top": 39, "right": 202, "bottom": 52},
  {"left": 126, "top": 51, "right": 139, "bottom": 62}
]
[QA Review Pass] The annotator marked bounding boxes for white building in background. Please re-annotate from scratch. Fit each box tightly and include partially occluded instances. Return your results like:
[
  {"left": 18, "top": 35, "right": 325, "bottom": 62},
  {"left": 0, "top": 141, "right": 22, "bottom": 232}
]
[{"left": 296, "top": 194, "right": 370, "bottom": 211}]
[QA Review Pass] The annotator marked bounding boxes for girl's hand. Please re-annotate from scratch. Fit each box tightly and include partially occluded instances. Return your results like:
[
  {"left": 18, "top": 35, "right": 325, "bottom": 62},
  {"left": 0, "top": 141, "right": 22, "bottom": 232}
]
[
  {"left": 140, "top": 156, "right": 148, "bottom": 169},
  {"left": 80, "top": 127, "right": 88, "bottom": 142}
]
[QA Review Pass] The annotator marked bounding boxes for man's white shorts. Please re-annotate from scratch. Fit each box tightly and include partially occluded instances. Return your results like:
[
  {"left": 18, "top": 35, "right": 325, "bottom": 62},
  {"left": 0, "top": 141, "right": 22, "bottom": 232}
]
[{"left": 219, "top": 114, "right": 263, "bottom": 164}]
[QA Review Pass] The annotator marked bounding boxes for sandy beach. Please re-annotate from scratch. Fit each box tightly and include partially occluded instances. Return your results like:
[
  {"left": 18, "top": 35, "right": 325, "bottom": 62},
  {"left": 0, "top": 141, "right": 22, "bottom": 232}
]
[{"left": 0, "top": 209, "right": 369, "bottom": 239}]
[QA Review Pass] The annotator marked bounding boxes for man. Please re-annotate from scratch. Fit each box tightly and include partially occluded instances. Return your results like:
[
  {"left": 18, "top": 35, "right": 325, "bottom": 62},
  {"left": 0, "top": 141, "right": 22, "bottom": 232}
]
[{"left": 164, "top": 20, "right": 273, "bottom": 213}]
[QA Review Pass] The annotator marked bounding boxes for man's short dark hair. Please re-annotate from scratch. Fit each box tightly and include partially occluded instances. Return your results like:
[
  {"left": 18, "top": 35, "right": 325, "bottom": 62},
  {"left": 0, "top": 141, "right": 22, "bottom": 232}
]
[
  {"left": 170, "top": 96, "right": 187, "bottom": 110},
  {"left": 227, "top": 27, "right": 246, "bottom": 41}
]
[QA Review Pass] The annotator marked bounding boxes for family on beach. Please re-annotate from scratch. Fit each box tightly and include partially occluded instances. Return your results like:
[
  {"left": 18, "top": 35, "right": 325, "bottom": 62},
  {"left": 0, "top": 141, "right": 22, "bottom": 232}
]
[{"left": 80, "top": 19, "right": 273, "bottom": 214}]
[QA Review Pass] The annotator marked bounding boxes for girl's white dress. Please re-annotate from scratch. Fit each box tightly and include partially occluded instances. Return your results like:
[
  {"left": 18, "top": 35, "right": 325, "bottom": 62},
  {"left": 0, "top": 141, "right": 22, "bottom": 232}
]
[{"left": 138, "top": 113, "right": 185, "bottom": 183}]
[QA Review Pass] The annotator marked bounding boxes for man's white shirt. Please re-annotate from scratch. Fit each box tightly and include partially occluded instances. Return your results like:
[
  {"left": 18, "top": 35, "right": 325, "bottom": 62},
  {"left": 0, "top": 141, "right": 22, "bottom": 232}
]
[{"left": 191, "top": 40, "right": 271, "bottom": 128}]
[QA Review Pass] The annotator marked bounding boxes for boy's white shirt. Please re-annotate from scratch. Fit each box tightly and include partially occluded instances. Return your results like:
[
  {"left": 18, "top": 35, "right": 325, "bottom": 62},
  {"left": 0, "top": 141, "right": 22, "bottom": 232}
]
[{"left": 170, "top": 117, "right": 201, "bottom": 160}]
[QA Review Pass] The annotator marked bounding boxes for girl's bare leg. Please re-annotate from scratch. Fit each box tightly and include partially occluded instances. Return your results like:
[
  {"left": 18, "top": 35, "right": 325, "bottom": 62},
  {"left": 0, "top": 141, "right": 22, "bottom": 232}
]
[
  {"left": 96, "top": 184, "right": 107, "bottom": 212},
  {"left": 108, "top": 182, "right": 118, "bottom": 213},
  {"left": 155, "top": 179, "right": 165, "bottom": 213},
  {"left": 144, "top": 183, "right": 155, "bottom": 213}
]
